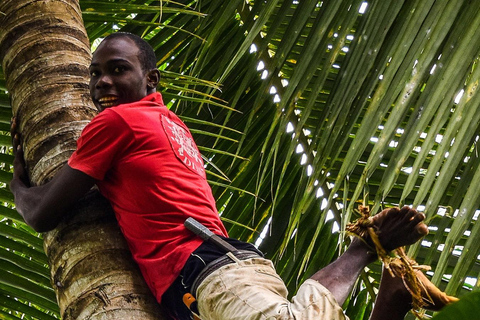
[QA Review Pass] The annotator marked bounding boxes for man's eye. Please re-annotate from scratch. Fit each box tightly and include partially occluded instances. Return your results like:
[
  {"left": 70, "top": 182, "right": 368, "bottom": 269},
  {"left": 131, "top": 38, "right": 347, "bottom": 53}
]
[
  {"left": 114, "top": 66, "right": 125, "bottom": 73},
  {"left": 90, "top": 71, "right": 98, "bottom": 77}
]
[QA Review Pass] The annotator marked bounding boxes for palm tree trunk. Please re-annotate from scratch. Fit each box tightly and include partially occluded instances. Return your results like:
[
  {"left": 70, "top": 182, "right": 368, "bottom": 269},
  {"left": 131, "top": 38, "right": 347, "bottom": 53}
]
[{"left": 0, "top": 0, "right": 166, "bottom": 318}]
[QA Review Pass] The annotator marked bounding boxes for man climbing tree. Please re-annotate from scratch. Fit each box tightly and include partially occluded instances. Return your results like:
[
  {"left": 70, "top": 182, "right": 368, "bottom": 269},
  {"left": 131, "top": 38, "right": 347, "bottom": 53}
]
[{"left": 10, "top": 32, "right": 457, "bottom": 320}]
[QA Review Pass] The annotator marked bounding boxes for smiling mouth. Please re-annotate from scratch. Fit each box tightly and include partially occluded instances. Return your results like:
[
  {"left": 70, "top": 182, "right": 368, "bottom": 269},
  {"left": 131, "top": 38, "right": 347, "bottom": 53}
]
[{"left": 98, "top": 96, "right": 119, "bottom": 108}]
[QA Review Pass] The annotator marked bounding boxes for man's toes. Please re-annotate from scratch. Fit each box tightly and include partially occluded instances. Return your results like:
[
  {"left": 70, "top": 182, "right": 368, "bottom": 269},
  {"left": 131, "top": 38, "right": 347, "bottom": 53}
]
[{"left": 417, "top": 270, "right": 458, "bottom": 311}]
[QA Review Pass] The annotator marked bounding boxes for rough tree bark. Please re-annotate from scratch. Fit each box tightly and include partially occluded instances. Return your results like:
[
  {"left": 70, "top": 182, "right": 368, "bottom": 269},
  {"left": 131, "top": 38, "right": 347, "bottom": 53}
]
[{"left": 0, "top": 0, "right": 166, "bottom": 318}]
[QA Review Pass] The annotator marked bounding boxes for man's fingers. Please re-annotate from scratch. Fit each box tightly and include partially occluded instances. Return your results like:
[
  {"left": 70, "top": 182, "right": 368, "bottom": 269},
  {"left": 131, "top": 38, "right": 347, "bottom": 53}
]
[
  {"left": 12, "top": 135, "right": 20, "bottom": 155},
  {"left": 13, "top": 146, "right": 24, "bottom": 168},
  {"left": 13, "top": 144, "right": 25, "bottom": 167},
  {"left": 402, "top": 208, "right": 416, "bottom": 222},
  {"left": 415, "top": 223, "right": 429, "bottom": 236},
  {"left": 398, "top": 206, "right": 411, "bottom": 214},
  {"left": 371, "top": 206, "right": 431, "bottom": 250},
  {"left": 16, "top": 144, "right": 23, "bottom": 156},
  {"left": 12, "top": 144, "right": 30, "bottom": 187},
  {"left": 10, "top": 117, "right": 21, "bottom": 151},
  {"left": 10, "top": 117, "right": 30, "bottom": 187},
  {"left": 406, "top": 211, "right": 428, "bottom": 234},
  {"left": 10, "top": 116, "right": 15, "bottom": 130},
  {"left": 410, "top": 212, "right": 426, "bottom": 224},
  {"left": 10, "top": 117, "right": 17, "bottom": 138},
  {"left": 409, "top": 212, "right": 428, "bottom": 236}
]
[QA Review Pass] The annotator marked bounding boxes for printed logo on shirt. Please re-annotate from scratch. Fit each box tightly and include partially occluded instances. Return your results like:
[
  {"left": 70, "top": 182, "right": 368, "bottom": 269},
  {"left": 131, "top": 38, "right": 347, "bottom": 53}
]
[{"left": 161, "top": 115, "right": 206, "bottom": 177}]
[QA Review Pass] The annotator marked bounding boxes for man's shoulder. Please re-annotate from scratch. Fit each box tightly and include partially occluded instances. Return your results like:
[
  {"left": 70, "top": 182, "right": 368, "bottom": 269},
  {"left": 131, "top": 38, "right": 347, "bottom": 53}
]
[
  {"left": 91, "top": 95, "right": 170, "bottom": 128},
  {"left": 82, "top": 108, "right": 131, "bottom": 137},
  {"left": 91, "top": 107, "right": 124, "bottom": 125}
]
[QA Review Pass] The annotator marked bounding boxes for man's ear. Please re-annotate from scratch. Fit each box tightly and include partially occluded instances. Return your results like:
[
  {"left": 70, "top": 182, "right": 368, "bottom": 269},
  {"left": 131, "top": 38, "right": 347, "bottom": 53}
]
[{"left": 146, "top": 69, "right": 160, "bottom": 92}]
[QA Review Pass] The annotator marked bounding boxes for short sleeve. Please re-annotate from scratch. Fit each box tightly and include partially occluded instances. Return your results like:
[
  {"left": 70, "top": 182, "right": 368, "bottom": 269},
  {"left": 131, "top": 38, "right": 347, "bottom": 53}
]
[{"left": 68, "top": 110, "right": 133, "bottom": 180}]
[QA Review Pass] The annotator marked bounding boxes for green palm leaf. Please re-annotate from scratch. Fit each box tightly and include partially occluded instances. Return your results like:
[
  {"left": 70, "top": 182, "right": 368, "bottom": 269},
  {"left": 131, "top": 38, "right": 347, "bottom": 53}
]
[{"left": 1, "top": 0, "right": 480, "bottom": 319}]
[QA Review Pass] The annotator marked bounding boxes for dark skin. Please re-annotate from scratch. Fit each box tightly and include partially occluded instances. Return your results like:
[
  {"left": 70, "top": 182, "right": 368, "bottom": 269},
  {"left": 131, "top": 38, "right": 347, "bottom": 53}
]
[
  {"left": 10, "top": 37, "right": 160, "bottom": 232},
  {"left": 312, "top": 207, "right": 430, "bottom": 320},
  {"left": 88, "top": 37, "right": 160, "bottom": 112},
  {"left": 10, "top": 36, "right": 444, "bottom": 319}
]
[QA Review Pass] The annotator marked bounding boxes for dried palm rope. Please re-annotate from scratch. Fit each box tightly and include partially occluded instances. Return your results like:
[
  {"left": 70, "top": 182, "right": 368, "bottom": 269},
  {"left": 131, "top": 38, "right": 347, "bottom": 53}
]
[{"left": 346, "top": 206, "right": 434, "bottom": 318}]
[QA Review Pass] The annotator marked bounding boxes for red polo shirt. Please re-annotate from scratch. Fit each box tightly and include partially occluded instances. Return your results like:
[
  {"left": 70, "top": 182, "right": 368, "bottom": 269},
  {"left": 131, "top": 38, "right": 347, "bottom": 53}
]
[{"left": 68, "top": 92, "right": 227, "bottom": 301}]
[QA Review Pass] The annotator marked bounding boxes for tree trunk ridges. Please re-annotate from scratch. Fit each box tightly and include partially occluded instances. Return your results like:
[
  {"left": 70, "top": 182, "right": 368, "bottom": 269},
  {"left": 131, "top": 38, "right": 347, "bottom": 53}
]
[
  {"left": 43, "top": 191, "right": 164, "bottom": 319},
  {"left": 0, "top": 0, "right": 167, "bottom": 319},
  {"left": 0, "top": 0, "right": 96, "bottom": 184}
]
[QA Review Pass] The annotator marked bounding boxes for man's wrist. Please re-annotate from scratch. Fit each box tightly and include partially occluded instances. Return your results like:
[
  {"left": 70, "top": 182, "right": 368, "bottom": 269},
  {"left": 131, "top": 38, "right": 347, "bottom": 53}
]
[
  {"left": 10, "top": 176, "right": 26, "bottom": 193},
  {"left": 349, "top": 237, "right": 378, "bottom": 264}
]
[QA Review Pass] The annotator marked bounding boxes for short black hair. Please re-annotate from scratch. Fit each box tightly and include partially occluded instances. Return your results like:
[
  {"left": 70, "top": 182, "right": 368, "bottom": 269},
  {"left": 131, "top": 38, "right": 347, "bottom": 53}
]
[{"left": 102, "top": 32, "right": 157, "bottom": 72}]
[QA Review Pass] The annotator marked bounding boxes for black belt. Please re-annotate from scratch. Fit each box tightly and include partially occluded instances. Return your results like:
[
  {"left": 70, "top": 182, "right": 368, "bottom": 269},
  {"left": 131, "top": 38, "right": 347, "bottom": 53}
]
[{"left": 191, "top": 250, "right": 261, "bottom": 296}]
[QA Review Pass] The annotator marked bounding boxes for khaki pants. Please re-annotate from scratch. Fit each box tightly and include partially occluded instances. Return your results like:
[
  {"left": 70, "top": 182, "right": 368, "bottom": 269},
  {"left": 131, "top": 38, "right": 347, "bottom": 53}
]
[{"left": 196, "top": 257, "right": 347, "bottom": 320}]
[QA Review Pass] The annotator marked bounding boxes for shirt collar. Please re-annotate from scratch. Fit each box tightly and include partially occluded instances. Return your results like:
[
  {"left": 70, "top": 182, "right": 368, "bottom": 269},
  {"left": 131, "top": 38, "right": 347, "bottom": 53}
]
[{"left": 141, "top": 92, "right": 165, "bottom": 107}]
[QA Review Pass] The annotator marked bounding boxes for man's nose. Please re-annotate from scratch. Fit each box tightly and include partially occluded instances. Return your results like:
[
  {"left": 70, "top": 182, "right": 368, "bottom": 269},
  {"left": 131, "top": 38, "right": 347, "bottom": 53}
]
[{"left": 96, "top": 74, "right": 113, "bottom": 88}]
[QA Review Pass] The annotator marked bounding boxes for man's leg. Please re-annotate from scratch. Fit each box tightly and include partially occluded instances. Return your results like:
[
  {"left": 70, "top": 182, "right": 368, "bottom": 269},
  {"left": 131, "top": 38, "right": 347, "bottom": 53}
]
[
  {"left": 310, "top": 206, "right": 428, "bottom": 305},
  {"left": 195, "top": 207, "right": 440, "bottom": 320},
  {"left": 369, "top": 266, "right": 458, "bottom": 320},
  {"left": 369, "top": 267, "right": 412, "bottom": 320}
]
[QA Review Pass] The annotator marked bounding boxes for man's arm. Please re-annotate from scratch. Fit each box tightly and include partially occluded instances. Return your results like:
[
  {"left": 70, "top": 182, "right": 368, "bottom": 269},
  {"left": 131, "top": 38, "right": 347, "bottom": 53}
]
[
  {"left": 309, "top": 207, "right": 428, "bottom": 305},
  {"left": 10, "top": 143, "right": 96, "bottom": 233}
]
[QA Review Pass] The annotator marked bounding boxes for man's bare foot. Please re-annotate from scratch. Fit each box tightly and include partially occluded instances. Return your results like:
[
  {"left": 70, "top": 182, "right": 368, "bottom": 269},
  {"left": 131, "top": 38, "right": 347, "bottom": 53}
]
[
  {"left": 378, "top": 267, "right": 458, "bottom": 313},
  {"left": 414, "top": 269, "right": 459, "bottom": 311},
  {"left": 370, "top": 206, "right": 429, "bottom": 251}
]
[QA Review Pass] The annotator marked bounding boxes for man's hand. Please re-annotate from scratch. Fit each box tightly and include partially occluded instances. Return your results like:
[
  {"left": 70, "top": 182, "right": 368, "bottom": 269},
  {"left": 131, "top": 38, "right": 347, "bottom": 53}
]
[
  {"left": 9, "top": 117, "right": 97, "bottom": 232},
  {"left": 10, "top": 117, "right": 30, "bottom": 189},
  {"left": 310, "top": 206, "right": 429, "bottom": 307},
  {"left": 370, "top": 206, "right": 428, "bottom": 252}
]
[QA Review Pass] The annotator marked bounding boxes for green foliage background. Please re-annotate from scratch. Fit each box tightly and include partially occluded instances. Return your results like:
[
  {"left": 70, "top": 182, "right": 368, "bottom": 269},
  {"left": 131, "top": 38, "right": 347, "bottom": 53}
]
[{"left": 1, "top": 0, "right": 480, "bottom": 319}]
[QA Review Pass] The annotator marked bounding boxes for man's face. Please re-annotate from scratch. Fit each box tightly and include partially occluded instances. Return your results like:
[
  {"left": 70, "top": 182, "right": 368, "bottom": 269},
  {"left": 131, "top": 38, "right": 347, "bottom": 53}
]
[{"left": 89, "top": 37, "right": 149, "bottom": 111}]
